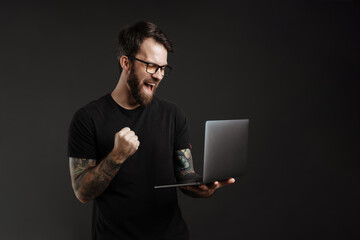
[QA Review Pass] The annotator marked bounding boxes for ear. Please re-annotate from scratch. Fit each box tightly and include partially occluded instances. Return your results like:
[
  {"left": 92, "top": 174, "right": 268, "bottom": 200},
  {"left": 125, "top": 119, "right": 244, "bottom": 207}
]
[{"left": 120, "top": 55, "right": 131, "bottom": 73}]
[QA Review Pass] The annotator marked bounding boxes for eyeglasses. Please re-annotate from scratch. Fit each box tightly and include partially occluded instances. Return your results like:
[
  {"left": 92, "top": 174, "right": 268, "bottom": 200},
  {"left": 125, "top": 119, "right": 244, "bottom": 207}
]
[{"left": 127, "top": 55, "right": 172, "bottom": 77}]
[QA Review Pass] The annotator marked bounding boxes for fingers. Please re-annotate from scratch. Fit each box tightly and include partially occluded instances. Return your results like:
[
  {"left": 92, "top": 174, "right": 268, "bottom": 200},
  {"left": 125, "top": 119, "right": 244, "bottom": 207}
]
[
  {"left": 207, "top": 178, "right": 236, "bottom": 190},
  {"left": 133, "top": 136, "right": 140, "bottom": 150},
  {"left": 113, "top": 127, "right": 140, "bottom": 159},
  {"left": 118, "top": 127, "right": 131, "bottom": 136},
  {"left": 183, "top": 178, "right": 235, "bottom": 191},
  {"left": 205, "top": 182, "right": 220, "bottom": 191},
  {"left": 219, "top": 178, "right": 235, "bottom": 186},
  {"left": 119, "top": 128, "right": 136, "bottom": 140},
  {"left": 124, "top": 131, "right": 137, "bottom": 143},
  {"left": 180, "top": 178, "right": 236, "bottom": 198},
  {"left": 198, "top": 184, "right": 209, "bottom": 191},
  {"left": 118, "top": 127, "right": 139, "bottom": 145}
]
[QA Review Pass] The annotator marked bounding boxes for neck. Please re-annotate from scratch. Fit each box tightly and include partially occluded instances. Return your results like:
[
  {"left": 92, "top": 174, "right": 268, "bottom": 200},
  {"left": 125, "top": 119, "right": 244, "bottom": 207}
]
[{"left": 111, "top": 74, "right": 140, "bottom": 110}]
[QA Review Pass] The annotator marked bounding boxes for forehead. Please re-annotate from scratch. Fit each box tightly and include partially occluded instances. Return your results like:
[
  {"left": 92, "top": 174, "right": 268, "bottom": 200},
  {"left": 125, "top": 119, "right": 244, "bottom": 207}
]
[{"left": 136, "top": 38, "right": 168, "bottom": 65}]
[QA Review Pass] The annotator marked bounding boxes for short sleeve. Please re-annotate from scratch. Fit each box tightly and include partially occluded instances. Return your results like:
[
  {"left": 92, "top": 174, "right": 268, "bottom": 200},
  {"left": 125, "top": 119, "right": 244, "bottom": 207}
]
[
  {"left": 68, "top": 108, "right": 97, "bottom": 159},
  {"left": 173, "top": 106, "right": 191, "bottom": 151}
]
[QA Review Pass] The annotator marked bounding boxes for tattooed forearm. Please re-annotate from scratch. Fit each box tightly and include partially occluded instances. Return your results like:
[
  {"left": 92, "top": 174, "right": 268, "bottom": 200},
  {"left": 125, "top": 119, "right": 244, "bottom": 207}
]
[
  {"left": 70, "top": 158, "right": 96, "bottom": 180},
  {"left": 174, "top": 148, "right": 195, "bottom": 178},
  {"left": 69, "top": 157, "right": 122, "bottom": 203}
]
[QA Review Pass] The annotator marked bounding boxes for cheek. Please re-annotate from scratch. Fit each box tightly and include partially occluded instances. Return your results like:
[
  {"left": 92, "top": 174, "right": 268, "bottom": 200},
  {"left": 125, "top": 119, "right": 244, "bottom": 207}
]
[{"left": 135, "top": 73, "right": 148, "bottom": 83}]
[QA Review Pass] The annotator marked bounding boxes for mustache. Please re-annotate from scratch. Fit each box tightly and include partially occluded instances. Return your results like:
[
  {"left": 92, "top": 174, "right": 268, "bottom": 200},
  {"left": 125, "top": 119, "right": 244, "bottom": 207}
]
[{"left": 142, "top": 78, "right": 158, "bottom": 84}]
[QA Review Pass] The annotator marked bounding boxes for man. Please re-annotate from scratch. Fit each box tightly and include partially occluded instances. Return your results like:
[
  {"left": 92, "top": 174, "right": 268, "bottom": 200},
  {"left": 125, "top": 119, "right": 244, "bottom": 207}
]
[{"left": 68, "top": 21, "right": 234, "bottom": 240}]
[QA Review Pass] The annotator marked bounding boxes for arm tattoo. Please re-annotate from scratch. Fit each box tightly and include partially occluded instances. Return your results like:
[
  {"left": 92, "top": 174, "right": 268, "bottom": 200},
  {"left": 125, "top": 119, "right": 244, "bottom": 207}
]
[
  {"left": 174, "top": 148, "right": 195, "bottom": 178},
  {"left": 70, "top": 158, "right": 96, "bottom": 180},
  {"left": 69, "top": 157, "right": 122, "bottom": 202}
]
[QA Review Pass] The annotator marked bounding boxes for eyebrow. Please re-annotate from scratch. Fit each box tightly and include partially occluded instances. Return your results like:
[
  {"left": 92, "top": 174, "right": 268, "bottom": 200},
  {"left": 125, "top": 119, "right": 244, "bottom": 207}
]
[
  {"left": 141, "top": 57, "right": 168, "bottom": 67},
  {"left": 146, "top": 60, "right": 168, "bottom": 67},
  {"left": 128, "top": 55, "right": 169, "bottom": 67}
]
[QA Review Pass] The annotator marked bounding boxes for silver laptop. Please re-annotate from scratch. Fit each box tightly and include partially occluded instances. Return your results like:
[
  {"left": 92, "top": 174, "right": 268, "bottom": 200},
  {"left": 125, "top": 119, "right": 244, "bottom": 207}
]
[{"left": 154, "top": 119, "right": 249, "bottom": 189}]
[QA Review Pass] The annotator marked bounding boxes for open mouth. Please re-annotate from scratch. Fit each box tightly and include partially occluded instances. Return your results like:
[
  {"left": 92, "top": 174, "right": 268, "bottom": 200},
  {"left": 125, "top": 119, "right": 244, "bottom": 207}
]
[{"left": 144, "top": 82, "right": 156, "bottom": 92}]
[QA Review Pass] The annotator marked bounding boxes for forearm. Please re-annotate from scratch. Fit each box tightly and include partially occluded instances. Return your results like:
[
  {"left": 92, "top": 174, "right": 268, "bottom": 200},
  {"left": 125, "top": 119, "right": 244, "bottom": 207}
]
[
  {"left": 174, "top": 148, "right": 196, "bottom": 179},
  {"left": 70, "top": 155, "right": 122, "bottom": 203},
  {"left": 174, "top": 148, "right": 234, "bottom": 198},
  {"left": 174, "top": 148, "right": 203, "bottom": 198}
]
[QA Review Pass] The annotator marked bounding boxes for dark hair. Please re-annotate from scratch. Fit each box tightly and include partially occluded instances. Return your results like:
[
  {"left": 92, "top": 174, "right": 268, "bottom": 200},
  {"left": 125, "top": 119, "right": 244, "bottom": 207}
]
[{"left": 116, "top": 21, "right": 174, "bottom": 63}]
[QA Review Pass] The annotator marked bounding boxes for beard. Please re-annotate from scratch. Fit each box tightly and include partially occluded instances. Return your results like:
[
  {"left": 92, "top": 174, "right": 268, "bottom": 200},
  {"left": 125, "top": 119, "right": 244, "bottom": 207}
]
[{"left": 127, "top": 67, "right": 156, "bottom": 106}]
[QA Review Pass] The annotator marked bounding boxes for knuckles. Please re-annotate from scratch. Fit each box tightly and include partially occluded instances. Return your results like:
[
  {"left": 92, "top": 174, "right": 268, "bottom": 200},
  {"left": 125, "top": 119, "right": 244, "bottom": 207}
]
[
  {"left": 121, "top": 127, "right": 131, "bottom": 132},
  {"left": 115, "top": 129, "right": 140, "bottom": 146}
]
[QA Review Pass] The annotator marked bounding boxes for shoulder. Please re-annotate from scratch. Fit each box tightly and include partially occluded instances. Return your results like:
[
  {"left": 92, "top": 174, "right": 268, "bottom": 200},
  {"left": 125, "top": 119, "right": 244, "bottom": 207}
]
[
  {"left": 72, "top": 94, "right": 111, "bottom": 120},
  {"left": 151, "top": 97, "right": 188, "bottom": 126},
  {"left": 81, "top": 94, "right": 111, "bottom": 116}
]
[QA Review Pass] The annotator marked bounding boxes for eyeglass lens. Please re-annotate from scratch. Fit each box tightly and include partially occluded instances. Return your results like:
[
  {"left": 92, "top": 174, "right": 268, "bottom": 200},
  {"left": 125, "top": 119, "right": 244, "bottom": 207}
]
[{"left": 146, "top": 64, "right": 171, "bottom": 76}]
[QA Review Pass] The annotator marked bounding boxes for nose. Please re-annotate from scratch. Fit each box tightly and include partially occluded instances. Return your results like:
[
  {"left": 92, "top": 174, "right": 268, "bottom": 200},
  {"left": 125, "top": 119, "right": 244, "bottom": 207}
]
[{"left": 151, "top": 68, "right": 163, "bottom": 82}]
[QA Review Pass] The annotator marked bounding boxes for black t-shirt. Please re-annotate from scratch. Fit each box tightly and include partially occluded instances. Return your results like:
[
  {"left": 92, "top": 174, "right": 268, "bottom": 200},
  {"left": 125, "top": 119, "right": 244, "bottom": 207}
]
[{"left": 68, "top": 94, "right": 190, "bottom": 240}]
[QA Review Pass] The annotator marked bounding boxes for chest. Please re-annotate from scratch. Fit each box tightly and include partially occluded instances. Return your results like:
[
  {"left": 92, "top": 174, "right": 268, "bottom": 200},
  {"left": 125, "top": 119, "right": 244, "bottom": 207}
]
[{"left": 94, "top": 106, "right": 176, "bottom": 171}]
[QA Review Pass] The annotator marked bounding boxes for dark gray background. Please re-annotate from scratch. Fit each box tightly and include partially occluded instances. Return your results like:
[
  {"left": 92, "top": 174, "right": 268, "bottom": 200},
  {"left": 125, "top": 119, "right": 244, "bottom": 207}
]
[{"left": 1, "top": 1, "right": 359, "bottom": 239}]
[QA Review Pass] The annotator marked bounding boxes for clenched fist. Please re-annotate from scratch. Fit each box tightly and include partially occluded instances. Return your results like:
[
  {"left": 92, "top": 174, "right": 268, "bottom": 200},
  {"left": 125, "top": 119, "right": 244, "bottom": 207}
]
[{"left": 110, "top": 127, "right": 140, "bottom": 164}]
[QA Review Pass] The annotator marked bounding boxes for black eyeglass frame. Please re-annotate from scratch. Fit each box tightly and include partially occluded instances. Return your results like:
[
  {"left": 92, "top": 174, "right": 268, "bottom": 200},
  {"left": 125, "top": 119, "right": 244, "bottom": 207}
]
[{"left": 127, "top": 55, "right": 172, "bottom": 77}]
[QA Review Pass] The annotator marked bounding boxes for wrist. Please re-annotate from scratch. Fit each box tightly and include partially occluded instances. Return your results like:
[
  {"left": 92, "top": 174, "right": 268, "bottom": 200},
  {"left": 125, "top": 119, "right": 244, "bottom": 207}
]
[{"left": 108, "top": 151, "right": 126, "bottom": 166}]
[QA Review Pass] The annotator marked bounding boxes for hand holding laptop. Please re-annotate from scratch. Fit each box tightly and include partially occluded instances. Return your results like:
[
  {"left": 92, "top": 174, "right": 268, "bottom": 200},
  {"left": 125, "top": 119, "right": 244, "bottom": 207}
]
[{"left": 180, "top": 178, "right": 235, "bottom": 198}]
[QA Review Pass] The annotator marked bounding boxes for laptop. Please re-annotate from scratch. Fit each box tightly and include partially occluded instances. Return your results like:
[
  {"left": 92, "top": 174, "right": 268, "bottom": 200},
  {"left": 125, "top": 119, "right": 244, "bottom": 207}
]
[{"left": 154, "top": 119, "right": 249, "bottom": 189}]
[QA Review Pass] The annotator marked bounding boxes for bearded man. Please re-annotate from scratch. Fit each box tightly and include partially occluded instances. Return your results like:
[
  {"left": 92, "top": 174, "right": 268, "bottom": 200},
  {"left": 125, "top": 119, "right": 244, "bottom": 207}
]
[{"left": 68, "top": 21, "right": 234, "bottom": 240}]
